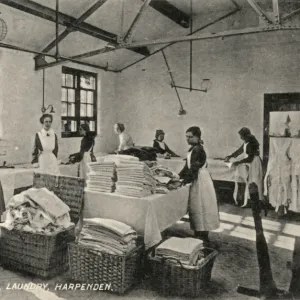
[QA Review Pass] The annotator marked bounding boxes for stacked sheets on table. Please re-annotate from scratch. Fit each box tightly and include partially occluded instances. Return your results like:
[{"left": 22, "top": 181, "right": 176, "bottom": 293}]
[{"left": 86, "top": 162, "right": 116, "bottom": 193}]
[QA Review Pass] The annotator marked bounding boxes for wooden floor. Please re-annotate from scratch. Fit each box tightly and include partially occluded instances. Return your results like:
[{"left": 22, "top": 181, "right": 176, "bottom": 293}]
[{"left": 0, "top": 203, "right": 298, "bottom": 300}]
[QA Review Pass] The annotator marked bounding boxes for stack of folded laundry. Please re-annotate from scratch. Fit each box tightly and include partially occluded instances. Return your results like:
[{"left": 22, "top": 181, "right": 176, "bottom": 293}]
[
  {"left": 155, "top": 237, "right": 204, "bottom": 266},
  {"left": 86, "top": 161, "right": 117, "bottom": 193},
  {"left": 78, "top": 218, "right": 138, "bottom": 255},
  {"left": 104, "top": 155, "right": 156, "bottom": 198},
  {"left": 150, "top": 165, "right": 182, "bottom": 193}
]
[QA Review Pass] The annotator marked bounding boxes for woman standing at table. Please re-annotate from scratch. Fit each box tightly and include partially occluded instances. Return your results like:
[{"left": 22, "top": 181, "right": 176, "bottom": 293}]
[
  {"left": 32, "top": 114, "right": 60, "bottom": 175},
  {"left": 69, "top": 123, "right": 96, "bottom": 180},
  {"left": 153, "top": 129, "right": 180, "bottom": 158},
  {"left": 179, "top": 126, "right": 220, "bottom": 243},
  {"left": 114, "top": 123, "right": 134, "bottom": 153},
  {"left": 224, "top": 127, "right": 263, "bottom": 207}
]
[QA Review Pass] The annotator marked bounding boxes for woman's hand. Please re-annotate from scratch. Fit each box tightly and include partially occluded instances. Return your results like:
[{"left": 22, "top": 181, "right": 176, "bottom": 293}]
[
  {"left": 224, "top": 156, "right": 231, "bottom": 162},
  {"left": 32, "top": 163, "right": 39, "bottom": 168}
]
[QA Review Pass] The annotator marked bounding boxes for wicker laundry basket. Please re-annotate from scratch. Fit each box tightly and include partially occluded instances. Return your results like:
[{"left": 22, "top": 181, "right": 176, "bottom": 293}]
[
  {"left": 0, "top": 172, "right": 84, "bottom": 277},
  {"left": 148, "top": 247, "right": 218, "bottom": 297},
  {"left": 68, "top": 242, "right": 144, "bottom": 294}
]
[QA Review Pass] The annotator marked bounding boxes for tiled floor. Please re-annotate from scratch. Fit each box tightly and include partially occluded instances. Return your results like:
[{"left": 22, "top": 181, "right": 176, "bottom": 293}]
[{"left": 0, "top": 203, "right": 298, "bottom": 300}]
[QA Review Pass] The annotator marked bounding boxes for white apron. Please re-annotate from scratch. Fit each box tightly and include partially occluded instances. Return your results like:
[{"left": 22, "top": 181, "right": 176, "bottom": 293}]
[
  {"left": 37, "top": 130, "right": 60, "bottom": 176},
  {"left": 187, "top": 150, "right": 220, "bottom": 231},
  {"left": 79, "top": 151, "right": 91, "bottom": 182},
  {"left": 234, "top": 143, "right": 263, "bottom": 204}
]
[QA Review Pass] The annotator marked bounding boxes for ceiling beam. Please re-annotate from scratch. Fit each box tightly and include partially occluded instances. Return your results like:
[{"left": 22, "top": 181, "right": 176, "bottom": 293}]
[
  {"left": 123, "top": 0, "right": 152, "bottom": 43},
  {"left": 0, "top": 42, "right": 119, "bottom": 72},
  {"left": 119, "top": 8, "right": 240, "bottom": 71},
  {"left": 119, "top": 25, "right": 300, "bottom": 48},
  {"left": 246, "top": 0, "right": 274, "bottom": 25},
  {"left": 34, "top": 0, "right": 109, "bottom": 61},
  {"left": 0, "top": 0, "right": 149, "bottom": 56},
  {"left": 272, "top": 0, "right": 280, "bottom": 25},
  {"left": 148, "top": 0, "right": 190, "bottom": 28},
  {"left": 282, "top": 8, "right": 300, "bottom": 23}
]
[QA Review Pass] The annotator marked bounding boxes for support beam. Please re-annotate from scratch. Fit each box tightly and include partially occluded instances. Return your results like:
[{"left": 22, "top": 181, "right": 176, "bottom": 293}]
[
  {"left": 1, "top": 0, "right": 149, "bottom": 56},
  {"left": 120, "top": 25, "right": 300, "bottom": 49},
  {"left": 0, "top": 42, "right": 118, "bottom": 72},
  {"left": 272, "top": 0, "right": 280, "bottom": 25},
  {"left": 246, "top": 0, "right": 274, "bottom": 25},
  {"left": 123, "top": 0, "right": 152, "bottom": 43},
  {"left": 35, "top": 0, "right": 109, "bottom": 61},
  {"left": 119, "top": 8, "right": 240, "bottom": 71},
  {"left": 149, "top": 0, "right": 190, "bottom": 28},
  {"left": 282, "top": 8, "right": 300, "bottom": 23}
]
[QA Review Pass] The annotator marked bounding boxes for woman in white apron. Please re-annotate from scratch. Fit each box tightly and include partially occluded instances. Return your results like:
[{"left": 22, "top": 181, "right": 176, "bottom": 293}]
[
  {"left": 32, "top": 114, "right": 60, "bottom": 175},
  {"left": 69, "top": 123, "right": 96, "bottom": 181},
  {"left": 179, "top": 126, "right": 220, "bottom": 243},
  {"left": 225, "top": 127, "right": 263, "bottom": 206}
]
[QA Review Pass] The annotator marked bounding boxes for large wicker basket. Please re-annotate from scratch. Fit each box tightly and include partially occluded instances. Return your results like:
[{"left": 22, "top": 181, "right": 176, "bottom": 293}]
[
  {"left": 33, "top": 172, "right": 84, "bottom": 224},
  {"left": 0, "top": 226, "right": 75, "bottom": 278},
  {"left": 148, "top": 248, "right": 217, "bottom": 297},
  {"left": 68, "top": 243, "right": 144, "bottom": 294}
]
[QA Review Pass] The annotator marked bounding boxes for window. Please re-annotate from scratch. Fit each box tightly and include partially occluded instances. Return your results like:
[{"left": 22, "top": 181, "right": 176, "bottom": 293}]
[{"left": 61, "top": 66, "right": 97, "bottom": 138}]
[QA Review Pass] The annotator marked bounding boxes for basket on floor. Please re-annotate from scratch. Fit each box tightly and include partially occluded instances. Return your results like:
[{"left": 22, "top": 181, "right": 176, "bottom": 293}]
[
  {"left": 33, "top": 172, "right": 84, "bottom": 224},
  {"left": 148, "top": 247, "right": 217, "bottom": 297},
  {"left": 68, "top": 243, "right": 144, "bottom": 294},
  {"left": 0, "top": 226, "right": 75, "bottom": 278}
]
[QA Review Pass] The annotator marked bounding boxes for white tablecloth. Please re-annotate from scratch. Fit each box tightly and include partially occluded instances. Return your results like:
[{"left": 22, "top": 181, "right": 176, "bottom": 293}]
[{"left": 83, "top": 185, "right": 190, "bottom": 249}]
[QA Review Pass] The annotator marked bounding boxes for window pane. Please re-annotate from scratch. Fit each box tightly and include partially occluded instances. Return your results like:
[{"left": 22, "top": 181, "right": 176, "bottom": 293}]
[
  {"left": 62, "top": 74, "right": 66, "bottom": 86},
  {"left": 87, "top": 104, "right": 93, "bottom": 117},
  {"left": 80, "top": 75, "right": 95, "bottom": 89},
  {"left": 61, "top": 102, "right": 67, "bottom": 116},
  {"left": 87, "top": 91, "right": 93, "bottom": 104},
  {"left": 71, "top": 121, "right": 77, "bottom": 132},
  {"left": 80, "top": 90, "right": 87, "bottom": 103},
  {"left": 75, "top": 76, "right": 77, "bottom": 88},
  {"left": 68, "top": 89, "right": 75, "bottom": 103},
  {"left": 61, "top": 88, "right": 67, "bottom": 102},
  {"left": 68, "top": 103, "right": 75, "bottom": 117},
  {"left": 90, "top": 121, "right": 95, "bottom": 131},
  {"left": 66, "top": 74, "right": 73, "bottom": 87},
  {"left": 80, "top": 104, "right": 87, "bottom": 117},
  {"left": 63, "top": 120, "right": 71, "bottom": 132}
]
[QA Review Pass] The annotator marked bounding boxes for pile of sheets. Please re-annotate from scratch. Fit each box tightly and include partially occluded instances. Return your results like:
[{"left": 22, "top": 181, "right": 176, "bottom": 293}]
[
  {"left": 86, "top": 161, "right": 117, "bottom": 193},
  {"left": 155, "top": 237, "right": 204, "bottom": 266},
  {"left": 0, "top": 187, "right": 73, "bottom": 234},
  {"left": 78, "top": 218, "right": 138, "bottom": 255},
  {"left": 151, "top": 165, "right": 182, "bottom": 194},
  {"left": 104, "top": 155, "right": 156, "bottom": 198}
]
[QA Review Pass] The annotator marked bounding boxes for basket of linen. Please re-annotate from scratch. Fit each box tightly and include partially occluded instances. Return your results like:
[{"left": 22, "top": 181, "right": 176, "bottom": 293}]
[
  {"left": 148, "top": 237, "right": 217, "bottom": 297},
  {"left": 0, "top": 187, "right": 75, "bottom": 278},
  {"left": 68, "top": 218, "right": 144, "bottom": 294}
]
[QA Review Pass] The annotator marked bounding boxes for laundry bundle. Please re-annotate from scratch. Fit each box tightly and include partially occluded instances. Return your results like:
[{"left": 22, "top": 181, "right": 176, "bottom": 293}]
[
  {"left": 155, "top": 237, "right": 204, "bottom": 266},
  {"left": 78, "top": 218, "right": 138, "bottom": 255},
  {"left": 0, "top": 187, "right": 73, "bottom": 234},
  {"left": 151, "top": 165, "right": 182, "bottom": 193},
  {"left": 86, "top": 161, "right": 117, "bottom": 193}
]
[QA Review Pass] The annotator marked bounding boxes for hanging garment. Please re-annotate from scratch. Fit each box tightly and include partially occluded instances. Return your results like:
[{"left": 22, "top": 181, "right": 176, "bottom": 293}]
[
  {"left": 186, "top": 148, "right": 220, "bottom": 232},
  {"left": 290, "top": 139, "right": 300, "bottom": 212},
  {"left": 264, "top": 137, "right": 292, "bottom": 212},
  {"left": 233, "top": 143, "right": 263, "bottom": 205}
]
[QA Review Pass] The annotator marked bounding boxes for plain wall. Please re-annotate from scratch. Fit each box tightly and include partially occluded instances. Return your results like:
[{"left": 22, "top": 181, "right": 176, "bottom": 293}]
[
  {"left": 0, "top": 49, "right": 119, "bottom": 164},
  {"left": 115, "top": 30, "right": 300, "bottom": 158}
]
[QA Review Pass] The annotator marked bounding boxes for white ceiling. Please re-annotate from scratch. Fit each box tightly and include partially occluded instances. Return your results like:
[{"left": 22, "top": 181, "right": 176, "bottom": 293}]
[{"left": 1, "top": 0, "right": 300, "bottom": 70}]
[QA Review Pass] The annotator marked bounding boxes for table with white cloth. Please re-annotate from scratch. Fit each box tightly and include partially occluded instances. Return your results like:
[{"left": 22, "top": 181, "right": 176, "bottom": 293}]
[{"left": 83, "top": 185, "right": 190, "bottom": 249}]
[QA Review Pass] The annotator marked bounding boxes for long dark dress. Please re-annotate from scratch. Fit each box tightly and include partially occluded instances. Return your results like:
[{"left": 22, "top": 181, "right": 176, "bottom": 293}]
[{"left": 153, "top": 140, "right": 179, "bottom": 157}]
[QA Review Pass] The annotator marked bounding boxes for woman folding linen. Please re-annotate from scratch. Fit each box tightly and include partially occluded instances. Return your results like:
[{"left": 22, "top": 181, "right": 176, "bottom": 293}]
[
  {"left": 153, "top": 129, "right": 180, "bottom": 158},
  {"left": 32, "top": 114, "right": 60, "bottom": 175},
  {"left": 179, "top": 126, "right": 220, "bottom": 243},
  {"left": 114, "top": 123, "right": 134, "bottom": 153},
  {"left": 69, "top": 123, "right": 96, "bottom": 180},
  {"left": 225, "top": 127, "right": 263, "bottom": 207}
]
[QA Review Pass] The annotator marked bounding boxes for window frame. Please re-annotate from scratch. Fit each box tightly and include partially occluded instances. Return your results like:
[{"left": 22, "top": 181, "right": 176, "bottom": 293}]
[{"left": 61, "top": 66, "right": 98, "bottom": 138}]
